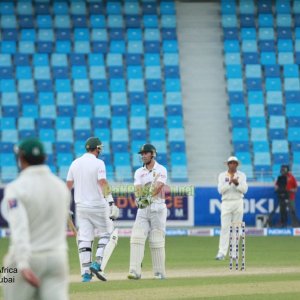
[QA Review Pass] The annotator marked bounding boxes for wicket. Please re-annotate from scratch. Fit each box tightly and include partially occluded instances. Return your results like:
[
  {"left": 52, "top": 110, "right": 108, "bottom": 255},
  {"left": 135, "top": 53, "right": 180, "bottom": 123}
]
[{"left": 229, "top": 221, "right": 246, "bottom": 271}]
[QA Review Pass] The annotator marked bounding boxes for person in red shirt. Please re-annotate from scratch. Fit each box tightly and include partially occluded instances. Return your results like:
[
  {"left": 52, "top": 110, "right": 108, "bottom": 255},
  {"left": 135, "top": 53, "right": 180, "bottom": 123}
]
[{"left": 275, "top": 165, "right": 299, "bottom": 227}]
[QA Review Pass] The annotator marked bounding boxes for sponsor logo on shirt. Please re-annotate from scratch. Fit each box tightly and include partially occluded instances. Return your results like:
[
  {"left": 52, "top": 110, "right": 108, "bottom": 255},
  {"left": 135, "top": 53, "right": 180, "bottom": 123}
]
[{"left": 8, "top": 199, "right": 18, "bottom": 209}]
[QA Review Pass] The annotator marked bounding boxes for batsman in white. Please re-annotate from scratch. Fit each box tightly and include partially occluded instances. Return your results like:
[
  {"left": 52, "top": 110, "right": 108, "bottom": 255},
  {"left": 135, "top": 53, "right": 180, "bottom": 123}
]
[
  {"left": 66, "top": 137, "right": 119, "bottom": 282},
  {"left": 215, "top": 156, "right": 248, "bottom": 260},
  {"left": 128, "top": 144, "right": 168, "bottom": 280},
  {"left": 1, "top": 138, "right": 71, "bottom": 300}
]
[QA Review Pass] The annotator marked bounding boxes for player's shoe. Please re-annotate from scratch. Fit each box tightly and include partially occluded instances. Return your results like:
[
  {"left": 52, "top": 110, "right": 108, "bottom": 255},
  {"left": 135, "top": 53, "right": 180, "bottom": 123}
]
[
  {"left": 90, "top": 262, "right": 107, "bottom": 281},
  {"left": 82, "top": 273, "right": 92, "bottom": 282},
  {"left": 215, "top": 253, "right": 225, "bottom": 260},
  {"left": 127, "top": 270, "right": 141, "bottom": 280},
  {"left": 154, "top": 272, "right": 166, "bottom": 279}
]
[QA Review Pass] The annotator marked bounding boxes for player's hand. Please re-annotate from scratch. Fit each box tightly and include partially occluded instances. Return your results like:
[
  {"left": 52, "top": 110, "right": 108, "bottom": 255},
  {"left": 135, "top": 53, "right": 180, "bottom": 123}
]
[
  {"left": 21, "top": 269, "right": 40, "bottom": 288},
  {"left": 137, "top": 195, "right": 152, "bottom": 208},
  {"left": 231, "top": 178, "right": 239, "bottom": 186},
  {"left": 109, "top": 204, "right": 119, "bottom": 220}
]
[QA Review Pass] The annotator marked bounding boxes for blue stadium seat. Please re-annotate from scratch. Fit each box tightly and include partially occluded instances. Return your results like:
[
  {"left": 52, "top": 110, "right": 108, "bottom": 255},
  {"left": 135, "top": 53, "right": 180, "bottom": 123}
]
[
  {"left": 276, "top": 1, "right": 291, "bottom": 14},
  {"left": 264, "top": 65, "right": 280, "bottom": 77},
  {"left": 130, "top": 116, "right": 147, "bottom": 130},
  {"left": 171, "top": 166, "right": 188, "bottom": 182},
  {"left": 285, "top": 91, "right": 300, "bottom": 103},
  {"left": 232, "top": 128, "right": 249, "bottom": 142},
  {"left": 39, "top": 129, "right": 55, "bottom": 142},
  {"left": 286, "top": 104, "right": 300, "bottom": 117},
  {"left": 272, "top": 140, "right": 289, "bottom": 154},
  {"left": 55, "top": 142, "right": 72, "bottom": 153},
  {"left": 288, "top": 128, "right": 300, "bottom": 141},
  {"left": 131, "top": 129, "right": 147, "bottom": 140},
  {"left": 250, "top": 117, "right": 266, "bottom": 128},
  {"left": 253, "top": 141, "right": 270, "bottom": 152},
  {"left": 56, "top": 153, "right": 74, "bottom": 166},
  {"left": 261, "top": 52, "right": 277, "bottom": 65},
  {"left": 149, "top": 128, "right": 166, "bottom": 141},
  {"left": 231, "top": 117, "right": 247, "bottom": 128},
  {"left": 269, "top": 129, "right": 285, "bottom": 139},
  {"left": 114, "top": 166, "right": 132, "bottom": 182},
  {"left": 168, "top": 128, "right": 185, "bottom": 142},
  {"left": 288, "top": 117, "right": 300, "bottom": 127},
  {"left": 254, "top": 152, "right": 271, "bottom": 166},
  {"left": 167, "top": 116, "right": 184, "bottom": 128},
  {"left": 170, "top": 141, "right": 186, "bottom": 152},
  {"left": 251, "top": 128, "right": 268, "bottom": 142},
  {"left": 131, "top": 105, "right": 146, "bottom": 117},
  {"left": 283, "top": 64, "right": 299, "bottom": 78},
  {"left": 235, "top": 152, "right": 252, "bottom": 164},
  {"left": 1, "top": 166, "right": 18, "bottom": 183},
  {"left": 113, "top": 152, "right": 130, "bottom": 166},
  {"left": 267, "top": 104, "right": 284, "bottom": 116},
  {"left": 230, "top": 104, "right": 247, "bottom": 117}
]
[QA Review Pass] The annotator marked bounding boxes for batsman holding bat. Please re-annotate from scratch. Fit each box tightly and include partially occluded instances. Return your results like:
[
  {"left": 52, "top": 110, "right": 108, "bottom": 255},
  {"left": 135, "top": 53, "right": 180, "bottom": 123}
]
[
  {"left": 66, "top": 137, "right": 119, "bottom": 282},
  {"left": 128, "top": 144, "right": 168, "bottom": 280}
]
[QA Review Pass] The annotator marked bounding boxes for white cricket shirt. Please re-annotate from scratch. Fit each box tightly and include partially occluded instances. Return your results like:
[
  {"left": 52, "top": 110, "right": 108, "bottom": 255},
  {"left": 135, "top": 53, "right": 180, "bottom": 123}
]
[
  {"left": 134, "top": 161, "right": 167, "bottom": 202},
  {"left": 2, "top": 165, "right": 71, "bottom": 270},
  {"left": 217, "top": 170, "right": 248, "bottom": 201},
  {"left": 67, "top": 153, "right": 107, "bottom": 208}
]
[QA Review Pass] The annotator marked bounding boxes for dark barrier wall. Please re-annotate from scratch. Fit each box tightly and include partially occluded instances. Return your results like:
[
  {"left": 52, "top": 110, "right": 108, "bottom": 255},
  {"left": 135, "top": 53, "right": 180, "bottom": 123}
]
[{"left": 194, "top": 186, "right": 300, "bottom": 226}]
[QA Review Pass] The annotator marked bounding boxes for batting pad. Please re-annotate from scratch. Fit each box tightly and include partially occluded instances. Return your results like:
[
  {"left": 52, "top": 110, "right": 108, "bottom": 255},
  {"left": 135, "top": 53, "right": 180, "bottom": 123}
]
[
  {"left": 78, "top": 240, "right": 92, "bottom": 275},
  {"left": 129, "top": 227, "right": 147, "bottom": 275},
  {"left": 101, "top": 228, "right": 119, "bottom": 271},
  {"left": 96, "top": 232, "right": 110, "bottom": 263},
  {"left": 149, "top": 229, "right": 165, "bottom": 276}
]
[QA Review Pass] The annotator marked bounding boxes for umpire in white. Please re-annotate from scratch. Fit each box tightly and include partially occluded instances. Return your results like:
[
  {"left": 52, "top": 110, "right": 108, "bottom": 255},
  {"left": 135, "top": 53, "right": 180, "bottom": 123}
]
[
  {"left": 66, "top": 137, "right": 119, "bottom": 282},
  {"left": 1, "top": 138, "right": 71, "bottom": 300},
  {"left": 128, "top": 144, "right": 168, "bottom": 280},
  {"left": 215, "top": 156, "right": 248, "bottom": 260}
]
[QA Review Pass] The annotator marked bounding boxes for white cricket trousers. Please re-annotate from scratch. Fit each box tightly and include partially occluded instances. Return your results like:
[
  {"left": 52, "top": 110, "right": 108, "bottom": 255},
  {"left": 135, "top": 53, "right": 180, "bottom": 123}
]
[
  {"left": 134, "top": 202, "right": 167, "bottom": 233},
  {"left": 218, "top": 199, "right": 244, "bottom": 256},
  {"left": 3, "top": 251, "right": 68, "bottom": 300}
]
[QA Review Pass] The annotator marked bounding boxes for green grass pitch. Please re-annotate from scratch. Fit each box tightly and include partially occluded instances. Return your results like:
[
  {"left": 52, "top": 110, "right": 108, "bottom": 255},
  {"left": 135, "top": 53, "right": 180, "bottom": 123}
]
[{"left": 1, "top": 236, "right": 300, "bottom": 299}]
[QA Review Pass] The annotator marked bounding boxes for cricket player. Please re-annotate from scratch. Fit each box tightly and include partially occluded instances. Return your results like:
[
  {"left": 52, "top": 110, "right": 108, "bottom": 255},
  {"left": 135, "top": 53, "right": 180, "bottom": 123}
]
[
  {"left": 215, "top": 156, "right": 248, "bottom": 260},
  {"left": 66, "top": 137, "right": 119, "bottom": 282},
  {"left": 128, "top": 144, "right": 168, "bottom": 280},
  {"left": 1, "top": 138, "right": 71, "bottom": 300}
]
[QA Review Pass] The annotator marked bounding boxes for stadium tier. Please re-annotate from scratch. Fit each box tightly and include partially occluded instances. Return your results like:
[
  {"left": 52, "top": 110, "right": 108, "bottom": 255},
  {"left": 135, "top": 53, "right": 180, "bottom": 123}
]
[
  {"left": 222, "top": 0, "right": 300, "bottom": 181},
  {"left": 0, "top": 0, "right": 188, "bottom": 183}
]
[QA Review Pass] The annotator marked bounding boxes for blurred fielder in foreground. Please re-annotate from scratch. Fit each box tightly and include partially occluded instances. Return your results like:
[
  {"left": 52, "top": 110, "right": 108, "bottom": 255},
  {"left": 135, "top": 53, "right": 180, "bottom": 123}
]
[
  {"left": 128, "top": 144, "right": 168, "bottom": 280},
  {"left": 66, "top": 137, "right": 119, "bottom": 282},
  {"left": 1, "top": 138, "right": 71, "bottom": 300},
  {"left": 215, "top": 156, "right": 248, "bottom": 260}
]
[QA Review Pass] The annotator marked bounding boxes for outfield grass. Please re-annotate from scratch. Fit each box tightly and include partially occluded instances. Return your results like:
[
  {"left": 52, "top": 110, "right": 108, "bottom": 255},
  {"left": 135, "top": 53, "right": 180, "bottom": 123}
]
[{"left": 1, "top": 236, "right": 300, "bottom": 299}]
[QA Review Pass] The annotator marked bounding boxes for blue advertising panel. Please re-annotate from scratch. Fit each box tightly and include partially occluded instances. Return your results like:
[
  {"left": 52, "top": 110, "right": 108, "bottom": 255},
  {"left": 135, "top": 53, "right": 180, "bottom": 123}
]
[
  {"left": 113, "top": 191, "right": 194, "bottom": 227},
  {"left": 194, "top": 186, "right": 300, "bottom": 226}
]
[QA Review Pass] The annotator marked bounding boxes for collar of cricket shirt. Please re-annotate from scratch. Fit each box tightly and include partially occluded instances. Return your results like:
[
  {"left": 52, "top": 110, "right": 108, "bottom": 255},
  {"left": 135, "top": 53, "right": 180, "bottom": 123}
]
[{"left": 143, "top": 161, "right": 158, "bottom": 173}]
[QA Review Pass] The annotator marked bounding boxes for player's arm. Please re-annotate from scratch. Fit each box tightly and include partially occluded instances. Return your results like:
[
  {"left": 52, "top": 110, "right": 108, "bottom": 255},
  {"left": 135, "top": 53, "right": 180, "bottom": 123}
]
[
  {"left": 236, "top": 173, "right": 248, "bottom": 194},
  {"left": 66, "top": 180, "right": 73, "bottom": 190},
  {"left": 66, "top": 165, "right": 74, "bottom": 190},
  {"left": 217, "top": 173, "right": 231, "bottom": 194},
  {"left": 151, "top": 170, "right": 167, "bottom": 196},
  {"left": 99, "top": 178, "right": 113, "bottom": 201},
  {"left": 99, "top": 178, "right": 119, "bottom": 220}
]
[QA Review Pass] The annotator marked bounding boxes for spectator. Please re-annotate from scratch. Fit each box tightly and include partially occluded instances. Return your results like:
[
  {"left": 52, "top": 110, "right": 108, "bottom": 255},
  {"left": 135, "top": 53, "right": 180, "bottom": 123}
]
[{"left": 275, "top": 165, "right": 299, "bottom": 227}]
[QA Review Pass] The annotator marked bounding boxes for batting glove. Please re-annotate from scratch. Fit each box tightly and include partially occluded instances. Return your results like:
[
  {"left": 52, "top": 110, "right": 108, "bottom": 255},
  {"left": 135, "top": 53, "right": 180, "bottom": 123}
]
[{"left": 109, "top": 203, "right": 119, "bottom": 220}]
